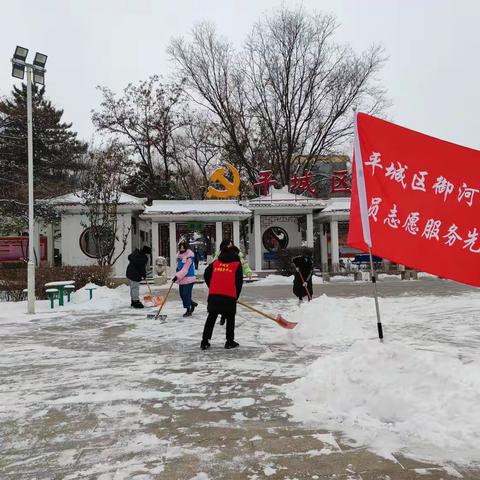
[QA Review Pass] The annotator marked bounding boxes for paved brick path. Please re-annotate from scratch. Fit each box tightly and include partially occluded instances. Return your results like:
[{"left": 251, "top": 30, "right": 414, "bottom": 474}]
[{"left": 1, "top": 278, "right": 478, "bottom": 479}]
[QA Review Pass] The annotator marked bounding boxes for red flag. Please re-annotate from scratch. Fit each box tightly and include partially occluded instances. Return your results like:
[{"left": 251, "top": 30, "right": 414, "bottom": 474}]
[{"left": 348, "top": 112, "right": 480, "bottom": 287}]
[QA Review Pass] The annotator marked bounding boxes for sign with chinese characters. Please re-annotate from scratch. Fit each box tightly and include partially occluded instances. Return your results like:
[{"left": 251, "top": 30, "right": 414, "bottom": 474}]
[
  {"left": 331, "top": 170, "right": 350, "bottom": 194},
  {"left": 348, "top": 112, "right": 480, "bottom": 287},
  {"left": 0, "top": 236, "right": 47, "bottom": 262},
  {"left": 206, "top": 162, "right": 240, "bottom": 198},
  {"left": 261, "top": 215, "right": 300, "bottom": 227},
  {"left": 290, "top": 171, "right": 317, "bottom": 196},
  {"left": 254, "top": 170, "right": 277, "bottom": 196}
]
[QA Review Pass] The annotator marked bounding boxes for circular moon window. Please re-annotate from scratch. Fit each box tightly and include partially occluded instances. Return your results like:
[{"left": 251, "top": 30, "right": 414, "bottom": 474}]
[{"left": 262, "top": 226, "right": 289, "bottom": 252}]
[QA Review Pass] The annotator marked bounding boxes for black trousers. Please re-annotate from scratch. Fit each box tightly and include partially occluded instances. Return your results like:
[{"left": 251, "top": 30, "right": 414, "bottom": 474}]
[{"left": 203, "top": 312, "right": 235, "bottom": 342}]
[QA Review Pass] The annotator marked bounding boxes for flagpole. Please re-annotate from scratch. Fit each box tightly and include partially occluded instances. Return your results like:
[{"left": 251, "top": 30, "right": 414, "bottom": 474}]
[
  {"left": 367, "top": 246, "right": 383, "bottom": 340},
  {"left": 353, "top": 109, "right": 384, "bottom": 341}
]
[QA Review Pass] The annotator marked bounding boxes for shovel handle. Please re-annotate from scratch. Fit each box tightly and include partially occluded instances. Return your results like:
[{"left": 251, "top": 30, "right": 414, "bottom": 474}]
[
  {"left": 237, "top": 300, "right": 277, "bottom": 321},
  {"left": 154, "top": 280, "right": 174, "bottom": 319},
  {"left": 145, "top": 278, "right": 153, "bottom": 296}
]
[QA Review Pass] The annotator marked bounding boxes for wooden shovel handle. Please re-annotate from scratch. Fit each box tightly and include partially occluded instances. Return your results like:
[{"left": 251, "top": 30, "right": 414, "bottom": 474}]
[
  {"left": 145, "top": 278, "right": 153, "bottom": 296},
  {"left": 237, "top": 300, "right": 277, "bottom": 321},
  {"left": 154, "top": 281, "right": 174, "bottom": 319}
]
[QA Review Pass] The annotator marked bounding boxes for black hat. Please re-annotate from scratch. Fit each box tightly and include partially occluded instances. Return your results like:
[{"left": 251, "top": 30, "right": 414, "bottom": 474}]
[
  {"left": 219, "top": 238, "right": 232, "bottom": 251},
  {"left": 141, "top": 245, "right": 152, "bottom": 255}
]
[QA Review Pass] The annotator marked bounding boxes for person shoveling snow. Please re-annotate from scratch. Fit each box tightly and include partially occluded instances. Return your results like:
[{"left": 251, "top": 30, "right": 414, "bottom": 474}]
[
  {"left": 126, "top": 245, "right": 151, "bottom": 309},
  {"left": 201, "top": 242, "right": 243, "bottom": 350}
]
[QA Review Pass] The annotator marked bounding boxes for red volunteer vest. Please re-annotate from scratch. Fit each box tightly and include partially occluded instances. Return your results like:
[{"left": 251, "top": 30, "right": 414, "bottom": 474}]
[{"left": 209, "top": 260, "right": 240, "bottom": 298}]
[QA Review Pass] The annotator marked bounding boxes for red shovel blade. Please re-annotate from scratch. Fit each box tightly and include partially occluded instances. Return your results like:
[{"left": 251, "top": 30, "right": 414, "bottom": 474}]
[{"left": 275, "top": 314, "right": 297, "bottom": 330}]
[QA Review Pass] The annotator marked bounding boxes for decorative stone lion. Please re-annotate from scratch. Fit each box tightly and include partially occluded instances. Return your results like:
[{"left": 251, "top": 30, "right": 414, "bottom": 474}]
[{"left": 154, "top": 256, "right": 168, "bottom": 285}]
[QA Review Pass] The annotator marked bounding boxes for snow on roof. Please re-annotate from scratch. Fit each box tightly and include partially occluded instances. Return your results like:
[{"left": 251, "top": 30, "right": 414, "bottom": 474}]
[
  {"left": 143, "top": 200, "right": 251, "bottom": 216},
  {"left": 52, "top": 191, "right": 147, "bottom": 205},
  {"left": 244, "top": 186, "right": 325, "bottom": 207},
  {"left": 321, "top": 197, "right": 351, "bottom": 213}
]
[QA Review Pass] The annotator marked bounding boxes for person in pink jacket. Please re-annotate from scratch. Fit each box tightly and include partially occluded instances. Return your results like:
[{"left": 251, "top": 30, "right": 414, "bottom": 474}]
[{"left": 172, "top": 241, "right": 198, "bottom": 317}]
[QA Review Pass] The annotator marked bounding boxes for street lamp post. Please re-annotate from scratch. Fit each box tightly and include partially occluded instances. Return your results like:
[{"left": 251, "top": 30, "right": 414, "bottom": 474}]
[{"left": 11, "top": 46, "right": 47, "bottom": 314}]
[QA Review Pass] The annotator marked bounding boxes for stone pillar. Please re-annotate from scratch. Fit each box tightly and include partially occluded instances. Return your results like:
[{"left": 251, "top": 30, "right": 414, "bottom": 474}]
[
  {"left": 151, "top": 221, "right": 159, "bottom": 277},
  {"left": 254, "top": 213, "right": 262, "bottom": 271},
  {"left": 306, "top": 213, "right": 314, "bottom": 248},
  {"left": 320, "top": 223, "right": 328, "bottom": 272},
  {"left": 215, "top": 221, "right": 222, "bottom": 252},
  {"left": 233, "top": 220, "right": 240, "bottom": 246},
  {"left": 169, "top": 221, "right": 176, "bottom": 275},
  {"left": 330, "top": 220, "right": 339, "bottom": 272}
]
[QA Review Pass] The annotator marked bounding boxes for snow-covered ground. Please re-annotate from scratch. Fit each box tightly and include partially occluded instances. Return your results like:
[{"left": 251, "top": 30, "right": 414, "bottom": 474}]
[
  {"left": 1, "top": 280, "right": 479, "bottom": 478},
  {"left": 286, "top": 294, "right": 480, "bottom": 468}
]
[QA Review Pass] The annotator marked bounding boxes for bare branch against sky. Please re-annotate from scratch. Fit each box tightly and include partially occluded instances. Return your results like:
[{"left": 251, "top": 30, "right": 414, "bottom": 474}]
[{"left": 1, "top": 0, "right": 479, "bottom": 149}]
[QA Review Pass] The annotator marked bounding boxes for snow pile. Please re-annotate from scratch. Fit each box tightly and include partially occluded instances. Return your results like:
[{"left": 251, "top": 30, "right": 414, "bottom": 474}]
[
  {"left": 285, "top": 294, "right": 480, "bottom": 466},
  {"left": 71, "top": 283, "right": 130, "bottom": 311},
  {"left": 286, "top": 340, "right": 480, "bottom": 466},
  {"left": 289, "top": 295, "right": 370, "bottom": 347}
]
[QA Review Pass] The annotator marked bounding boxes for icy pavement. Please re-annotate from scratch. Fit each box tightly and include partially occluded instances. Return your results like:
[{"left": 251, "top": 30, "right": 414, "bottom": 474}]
[{"left": 1, "top": 279, "right": 480, "bottom": 479}]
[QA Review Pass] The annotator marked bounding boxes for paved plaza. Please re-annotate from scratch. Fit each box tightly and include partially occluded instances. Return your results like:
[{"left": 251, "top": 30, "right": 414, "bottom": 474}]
[{"left": 1, "top": 278, "right": 479, "bottom": 479}]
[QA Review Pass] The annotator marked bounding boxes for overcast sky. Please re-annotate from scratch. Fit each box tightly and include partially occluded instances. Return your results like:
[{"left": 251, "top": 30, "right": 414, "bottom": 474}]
[{"left": 1, "top": 0, "right": 479, "bottom": 150}]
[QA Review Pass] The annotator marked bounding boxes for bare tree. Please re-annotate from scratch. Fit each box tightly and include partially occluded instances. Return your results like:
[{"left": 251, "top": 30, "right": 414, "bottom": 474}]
[
  {"left": 168, "top": 23, "right": 266, "bottom": 186},
  {"left": 169, "top": 8, "right": 387, "bottom": 190},
  {"left": 91, "top": 76, "right": 185, "bottom": 198},
  {"left": 174, "top": 112, "right": 222, "bottom": 198},
  {"left": 79, "top": 142, "right": 132, "bottom": 266}
]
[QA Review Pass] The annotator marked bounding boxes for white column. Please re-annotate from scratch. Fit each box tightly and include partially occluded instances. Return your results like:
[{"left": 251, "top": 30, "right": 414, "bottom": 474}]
[
  {"left": 254, "top": 213, "right": 262, "bottom": 271},
  {"left": 151, "top": 221, "right": 159, "bottom": 277},
  {"left": 169, "top": 221, "right": 177, "bottom": 275},
  {"left": 215, "top": 221, "right": 222, "bottom": 252},
  {"left": 233, "top": 220, "right": 240, "bottom": 246},
  {"left": 330, "top": 220, "right": 340, "bottom": 272},
  {"left": 320, "top": 223, "right": 328, "bottom": 271},
  {"left": 306, "top": 213, "right": 314, "bottom": 248}
]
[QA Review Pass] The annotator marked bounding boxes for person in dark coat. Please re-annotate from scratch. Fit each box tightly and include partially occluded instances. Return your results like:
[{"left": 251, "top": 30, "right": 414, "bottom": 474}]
[
  {"left": 201, "top": 243, "right": 243, "bottom": 350},
  {"left": 292, "top": 254, "right": 313, "bottom": 303},
  {"left": 126, "top": 245, "right": 151, "bottom": 308},
  {"left": 193, "top": 247, "right": 200, "bottom": 269}
]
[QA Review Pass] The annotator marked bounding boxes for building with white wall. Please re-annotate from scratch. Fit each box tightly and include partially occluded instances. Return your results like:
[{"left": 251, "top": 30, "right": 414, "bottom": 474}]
[
  {"left": 45, "top": 190, "right": 355, "bottom": 278},
  {"left": 52, "top": 191, "right": 146, "bottom": 277},
  {"left": 242, "top": 187, "right": 326, "bottom": 271},
  {"left": 140, "top": 200, "right": 251, "bottom": 276}
]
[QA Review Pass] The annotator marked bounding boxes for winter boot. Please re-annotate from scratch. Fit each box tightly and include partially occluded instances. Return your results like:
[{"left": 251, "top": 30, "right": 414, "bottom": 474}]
[
  {"left": 191, "top": 301, "right": 198, "bottom": 313},
  {"left": 219, "top": 315, "right": 226, "bottom": 326},
  {"left": 131, "top": 300, "right": 144, "bottom": 309},
  {"left": 224, "top": 340, "right": 239, "bottom": 349},
  {"left": 200, "top": 339, "right": 211, "bottom": 350},
  {"left": 183, "top": 307, "right": 192, "bottom": 317}
]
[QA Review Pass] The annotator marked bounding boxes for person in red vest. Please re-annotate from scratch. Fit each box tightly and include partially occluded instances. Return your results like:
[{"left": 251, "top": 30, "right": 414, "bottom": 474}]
[{"left": 201, "top": 240, "right": 243, "bottom": 350}]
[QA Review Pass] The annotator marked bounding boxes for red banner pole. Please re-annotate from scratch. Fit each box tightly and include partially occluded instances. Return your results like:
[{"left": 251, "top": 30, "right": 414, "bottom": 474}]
[{"left": 354, "top": 110, "right": 384, "bottom": 341}]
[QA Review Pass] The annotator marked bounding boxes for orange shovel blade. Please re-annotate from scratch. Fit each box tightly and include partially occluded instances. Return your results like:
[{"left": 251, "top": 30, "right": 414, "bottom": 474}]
[
  {"left": 275, "top": 314, "right": 297, "bottom": 329},
  {"left": 144, "top": 295, "right": 164, "bottom": 307}
]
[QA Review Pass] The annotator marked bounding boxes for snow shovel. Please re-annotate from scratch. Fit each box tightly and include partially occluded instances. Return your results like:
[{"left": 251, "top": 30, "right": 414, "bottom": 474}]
[
  {"left": 143, "top": 278, "right": 164, "bottom": 307},
  {"left": 237, "top": 300, "right": 297, "bottom": 329},
  {"left": 147, "top": 280, "right": 174, "bottom": 320}
]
